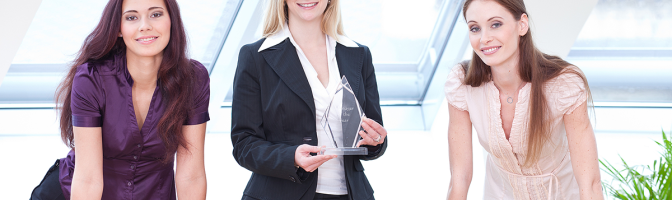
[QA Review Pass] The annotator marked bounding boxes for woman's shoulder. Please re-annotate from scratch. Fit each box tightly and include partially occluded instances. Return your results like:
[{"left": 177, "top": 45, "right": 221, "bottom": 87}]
[
  {"left": 446, "top": 62, "right": 469, "bottom": 87},
  {"left": 336, "top": 35, "right": 364, "bottom": 48},
  {"left": 189, "top": 59, "right": 208, "bottom": 76},
  {"left": 242, "top": 38, "right": 269, "bottom": 53},
  {"left": 545, "top": 65, "right": 589, "bottom": 114},
  {"left": 546, "top": 65, "right": 586, "bottom": 88},
  {"left": 188, "top": 59, "right": 210, "bottom": 90},
  {"left": 444, "top": 62, "right": 471, "bottom": 111},
  {"left": 82, "top": 51, "right": 128, "bottom": 72},
  {"left": 70, "top": 56, "right": 123, "bottom": 102},
  {"left": 75, "top": 54, "right": 124, "bottom": 78}
]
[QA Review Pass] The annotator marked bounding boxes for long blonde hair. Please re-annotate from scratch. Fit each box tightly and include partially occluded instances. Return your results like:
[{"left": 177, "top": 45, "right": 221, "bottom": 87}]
[{"left": 262, "top": 0, "right": 345, "bottom": 41}]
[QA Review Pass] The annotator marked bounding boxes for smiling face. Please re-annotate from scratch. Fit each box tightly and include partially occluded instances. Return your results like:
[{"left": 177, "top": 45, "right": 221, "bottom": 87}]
[
  {"left": 286, "top": 0, "right": 329, "bottom": 23},
  {"left": 120, "top": 0, "right": 171, "bottom": 59},
  {"left": 465, "top": 0, "right": 528, "bottom": 68}
]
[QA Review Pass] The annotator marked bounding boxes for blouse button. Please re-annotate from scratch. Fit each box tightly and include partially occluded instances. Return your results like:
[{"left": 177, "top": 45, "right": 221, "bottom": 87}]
[
  {"left": 127, "top": 181, "right": 132, "bottom": 186},
  {"left": 137, "top": 144, "right": 142, "bottom": 148},
  {"left": 130, "top": 165, "right": 135, "bottom": 170},
  {"left": 133, "top": 156, "right": 138, "bottom": 160}
]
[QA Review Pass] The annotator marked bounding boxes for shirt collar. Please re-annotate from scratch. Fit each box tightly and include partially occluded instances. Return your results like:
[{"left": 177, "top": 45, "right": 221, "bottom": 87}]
[{"left": 258, "top": 23, "right": 359, "bottom": 52}]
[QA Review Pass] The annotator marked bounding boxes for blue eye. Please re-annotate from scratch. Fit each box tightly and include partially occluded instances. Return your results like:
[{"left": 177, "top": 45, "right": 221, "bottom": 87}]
[
  {"left": 470, "top": 26, "right": 480, "bottom": 32},
  {"left": 492, "top": 22, "right": 502, "bottom": 28}
]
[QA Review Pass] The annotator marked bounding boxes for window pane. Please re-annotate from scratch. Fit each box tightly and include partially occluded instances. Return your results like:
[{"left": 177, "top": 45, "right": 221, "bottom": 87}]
[
  {"left": 180, "top": 0, "right": 241, "bottom": 67},
  {"left": 341, "top": 0, "right": 445, "bottom": 64},
  {"left": 573, "top": 0, "right": 672, "bottom": 49},
  {"left": 568, "top": 0, "right": 672, "bottom": 104},
  {"left": 2, "top": 0, "right": 239, "bottom": 105},
  {"left": 223, "top": 0, "right": 456, "bottom": 105},
  {"left": 11, "top": 0, "right": 235, "bottom": 65},
  {"left": 12, "top": 1, "right": 107, "bottom": 64}
]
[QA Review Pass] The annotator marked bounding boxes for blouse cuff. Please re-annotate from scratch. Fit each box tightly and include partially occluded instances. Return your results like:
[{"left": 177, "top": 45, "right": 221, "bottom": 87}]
[
  {"left": 185, "top": 111, "right": 210, "bottom": 125},
  {"left": 72, "top": 115, "right": 102, "bottom": 127}
]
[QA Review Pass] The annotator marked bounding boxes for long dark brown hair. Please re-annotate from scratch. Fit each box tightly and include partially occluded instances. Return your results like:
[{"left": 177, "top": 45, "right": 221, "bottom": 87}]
[
  {"left": 55, "top": 0, "right": 195, "bottom": 161},
  {"left": 461, "top": 0, "right": 592, "bottom": 167}
]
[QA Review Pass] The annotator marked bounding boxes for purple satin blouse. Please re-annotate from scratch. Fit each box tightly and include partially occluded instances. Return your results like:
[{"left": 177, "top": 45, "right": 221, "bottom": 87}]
[{"left": 58, "top": 53, "right": 210, "bottom": 200}]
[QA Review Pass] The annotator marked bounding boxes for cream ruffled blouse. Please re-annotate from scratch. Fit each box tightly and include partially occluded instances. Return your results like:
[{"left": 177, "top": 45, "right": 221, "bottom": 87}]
[{"left": 444, "top": 65, "right": 587, "bottom": 200}]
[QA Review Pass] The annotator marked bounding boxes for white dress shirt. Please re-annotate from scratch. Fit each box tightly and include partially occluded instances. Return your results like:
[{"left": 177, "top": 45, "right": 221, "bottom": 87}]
[{"left": 258, "top": 24, "right": 359, "bottom": 195}]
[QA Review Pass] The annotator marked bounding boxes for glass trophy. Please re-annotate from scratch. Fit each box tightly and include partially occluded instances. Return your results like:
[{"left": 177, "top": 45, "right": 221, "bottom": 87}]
[{"left": 319, "top": 76, "right": 368, "bottom": 155}]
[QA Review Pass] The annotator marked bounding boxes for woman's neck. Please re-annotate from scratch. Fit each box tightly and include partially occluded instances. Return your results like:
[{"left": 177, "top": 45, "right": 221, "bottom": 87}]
[
  {"left": 126, "top": 51, "right": 161, "bottom": 89},
  {"left": 490, "top": 56, "right": 524, "bottom": 93},
  {"left": 287, "top": 15, "right": 325, "bottom": 49}
]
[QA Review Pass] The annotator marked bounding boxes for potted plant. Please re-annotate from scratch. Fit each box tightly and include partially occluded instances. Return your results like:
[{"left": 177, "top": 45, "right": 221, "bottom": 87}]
[{"left": 600, "top": 130, "right": 672, "bottom": 199}]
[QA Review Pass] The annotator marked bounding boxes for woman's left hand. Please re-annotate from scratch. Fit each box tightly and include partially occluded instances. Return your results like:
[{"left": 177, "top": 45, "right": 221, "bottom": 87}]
[{"left": 357, "top": 117, "right": 387, "bottom": 147}]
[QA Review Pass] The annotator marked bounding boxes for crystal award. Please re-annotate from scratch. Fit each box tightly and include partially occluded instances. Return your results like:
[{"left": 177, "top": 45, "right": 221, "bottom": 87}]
[{"left": 319, "top": 76, "right": 368, "bottom": 155}]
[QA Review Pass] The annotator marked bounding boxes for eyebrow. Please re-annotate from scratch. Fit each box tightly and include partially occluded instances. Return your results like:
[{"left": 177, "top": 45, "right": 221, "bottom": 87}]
[
  {"left": 467, "top": 16, "right": 504, "bottom": 24},
  {"left": 122, "top": 7, "right": 164, "bottom": 15}
]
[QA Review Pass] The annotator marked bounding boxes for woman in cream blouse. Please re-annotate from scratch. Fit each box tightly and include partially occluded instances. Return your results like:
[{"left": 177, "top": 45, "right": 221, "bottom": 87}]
[{"left": 445, "top": 0, "right": 604, "bottom": 199}]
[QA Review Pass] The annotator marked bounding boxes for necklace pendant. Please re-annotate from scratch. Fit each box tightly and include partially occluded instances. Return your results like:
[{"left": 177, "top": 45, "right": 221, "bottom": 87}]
[{"left": 506, "top": 97, "right": 514, "bottom": 104}]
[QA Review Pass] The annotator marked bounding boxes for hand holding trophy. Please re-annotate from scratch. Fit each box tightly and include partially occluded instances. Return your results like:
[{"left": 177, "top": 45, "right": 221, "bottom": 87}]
[
  {"left": 319, "top": 76, "right": 377, "bottom": 155},
  {"left": 356, "top": 117, "right": 387, "bottom": 147}
]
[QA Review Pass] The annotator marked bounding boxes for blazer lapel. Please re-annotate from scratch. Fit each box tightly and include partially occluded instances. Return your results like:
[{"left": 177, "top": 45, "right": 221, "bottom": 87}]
[
  {"left": 260, "top": 39, "right": 316, "bottom": 114},
  {"left": 336, "top": 43, "right": 365, "bottom": 97}
]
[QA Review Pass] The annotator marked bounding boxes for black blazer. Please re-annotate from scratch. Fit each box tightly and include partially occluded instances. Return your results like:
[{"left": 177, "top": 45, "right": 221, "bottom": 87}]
[{"left": 231, "top": 38, "right": 387, "bottom": 200}]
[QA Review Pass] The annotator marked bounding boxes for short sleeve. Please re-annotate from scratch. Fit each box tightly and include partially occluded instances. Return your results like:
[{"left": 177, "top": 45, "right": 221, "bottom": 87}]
[
  {"left": 185, "top": 60, "right": 211, "bottom": 125},
  {"left": 444, "top": 65, "right": 469, "bottom": 111},
  {"left": 550, "top": 66, "right": 587, "bottom": 115},
  {"left": 71, "top": 64, "right": 103, "bottom": 127}
]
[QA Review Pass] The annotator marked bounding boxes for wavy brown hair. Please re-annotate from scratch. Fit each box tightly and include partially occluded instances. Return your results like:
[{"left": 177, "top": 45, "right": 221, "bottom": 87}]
[
  {"left": 55, "top": 0, "right": 195, "bottom": 162},
  {"left": 460, "top": 0, "right": 592, "bottom": 167}
]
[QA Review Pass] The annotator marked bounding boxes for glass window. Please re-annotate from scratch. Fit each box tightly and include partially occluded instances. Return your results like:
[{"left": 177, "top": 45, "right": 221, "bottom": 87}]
[
  {"left": 341, "top": 0, "right": 445, "bottom": 64},
  {"left": 11, "top": 0, "right": 235, "bottom": 65},
  {"left": 567, "top": 0, "right": 672, "bottom": 104},
  {"left": 1, "top": 0, "right": 240, "bottom": 105},
  {"left": 572, "top": 0, "right": 672, "bottom": 49},
  {"left": 342, "top": 0, "right": 450, "bottom": 103},
  {"left": 222, "top": 0, "right": 458, "bottom": 104},
  {"left": 12, "top": 1, "right": 108, "bottom": 64}
]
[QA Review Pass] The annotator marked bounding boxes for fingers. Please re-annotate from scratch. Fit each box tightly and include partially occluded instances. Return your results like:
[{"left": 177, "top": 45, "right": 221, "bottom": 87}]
[
  {"left": 360, "top": 118, "right": 386, "bottom": 145},
  {"left": 357, "top": 130, "right": 374, "bottom": 147},
  {"left": 301, "top": 155, "right": 337, "bottom": 172},
  {"left": 363, "top": 118, "right": 387, "bottom": 138},
  {"left": 303, "top": 155, "right": 335, "bottom": 172},
  {"left": 297, "top": 144, "right": 323, "bottom": 154},
  {"left": 295, "top": 145, "right": 338, "bottom": 172},
  {"left": 361, "top": 121, "right": 379, "bottom": 139}
]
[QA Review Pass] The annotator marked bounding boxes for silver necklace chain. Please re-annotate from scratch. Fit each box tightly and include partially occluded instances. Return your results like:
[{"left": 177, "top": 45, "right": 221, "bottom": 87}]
[{"left": 493, "top": 81, "right": 526, "bottom": 104}]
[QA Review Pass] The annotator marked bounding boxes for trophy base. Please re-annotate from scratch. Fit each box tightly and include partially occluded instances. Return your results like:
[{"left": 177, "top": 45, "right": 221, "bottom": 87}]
[{"left": 319, "top": 147, "right": 368, "bottom": 155}]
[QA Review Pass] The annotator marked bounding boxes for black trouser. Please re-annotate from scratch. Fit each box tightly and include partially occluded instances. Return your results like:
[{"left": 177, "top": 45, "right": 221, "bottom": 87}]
[
  {"left": 313, "top": 193, "right": 349, "bottom": 200},
  {"left": 30, "top": 159, "right": 66, "bottom": 200}
]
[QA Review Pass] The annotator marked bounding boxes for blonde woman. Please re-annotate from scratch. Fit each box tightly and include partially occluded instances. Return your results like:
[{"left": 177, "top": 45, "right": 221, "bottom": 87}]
[
  {"left": 445, "top": 0, "right": 603, "bottom": 199},
  {"left": 231, "top": 0, "right": 387, "bottom": 199}
]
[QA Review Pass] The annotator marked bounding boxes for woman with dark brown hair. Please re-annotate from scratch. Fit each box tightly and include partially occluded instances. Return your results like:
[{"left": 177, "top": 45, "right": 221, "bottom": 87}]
[
  {"left": 30, "top": 0, "right": 209, "bottom": 199},
  {"left": 444, "top": 0, "right": 603, "bottom": 199}
]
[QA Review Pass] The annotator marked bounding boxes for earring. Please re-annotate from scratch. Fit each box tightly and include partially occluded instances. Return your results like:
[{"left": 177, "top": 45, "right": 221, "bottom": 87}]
[{"left": 118, "top": 33, "right": 122, "bottom": 37}]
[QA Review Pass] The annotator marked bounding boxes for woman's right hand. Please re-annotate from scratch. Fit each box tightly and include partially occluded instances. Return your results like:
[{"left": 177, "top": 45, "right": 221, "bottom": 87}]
[{"left": 294, "top": 145, "right": 337, "bottom": 172}]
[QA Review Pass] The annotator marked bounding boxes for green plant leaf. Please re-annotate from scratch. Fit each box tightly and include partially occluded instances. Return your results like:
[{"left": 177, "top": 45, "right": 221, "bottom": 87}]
[{"left": 600, "top": 130, "right": 672, "bottom": 200}]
